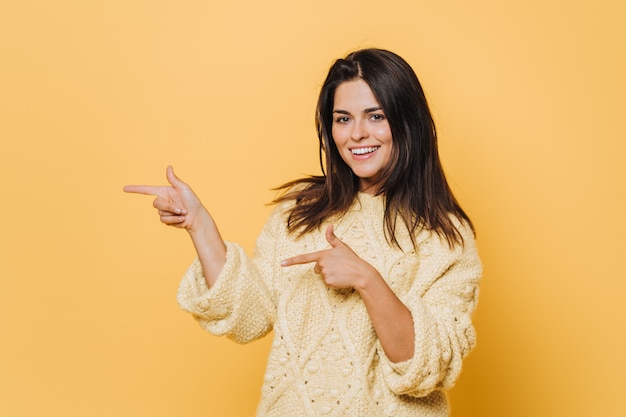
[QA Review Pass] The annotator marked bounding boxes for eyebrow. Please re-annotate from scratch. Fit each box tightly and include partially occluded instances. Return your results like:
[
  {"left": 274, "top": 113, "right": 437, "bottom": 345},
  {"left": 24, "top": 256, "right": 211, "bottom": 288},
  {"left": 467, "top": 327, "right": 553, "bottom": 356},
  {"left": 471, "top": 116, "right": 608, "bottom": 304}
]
[{"left": 333, "top": 107, "right": 383, "bottom": 114}]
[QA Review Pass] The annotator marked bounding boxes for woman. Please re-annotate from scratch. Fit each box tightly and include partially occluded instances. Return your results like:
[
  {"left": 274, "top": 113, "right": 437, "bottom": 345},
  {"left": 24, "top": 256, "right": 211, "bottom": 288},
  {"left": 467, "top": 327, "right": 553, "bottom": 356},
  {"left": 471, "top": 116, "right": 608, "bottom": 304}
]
[{"left": 125, "top": 48, "right": 482, "bottom": 416}]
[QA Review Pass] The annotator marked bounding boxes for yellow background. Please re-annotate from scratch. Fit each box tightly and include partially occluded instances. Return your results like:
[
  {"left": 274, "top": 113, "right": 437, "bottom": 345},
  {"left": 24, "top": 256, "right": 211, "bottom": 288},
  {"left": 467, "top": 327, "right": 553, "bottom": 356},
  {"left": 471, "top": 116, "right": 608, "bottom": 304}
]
[{"left": 1, "top": 1, "right": 624, "bottom": 416}]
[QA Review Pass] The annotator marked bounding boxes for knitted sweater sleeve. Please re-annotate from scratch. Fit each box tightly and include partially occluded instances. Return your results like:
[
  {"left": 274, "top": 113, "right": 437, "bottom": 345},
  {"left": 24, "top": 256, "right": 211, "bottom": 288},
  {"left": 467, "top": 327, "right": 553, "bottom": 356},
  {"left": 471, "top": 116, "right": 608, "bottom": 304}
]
[
  {"left": 176, "top": 207, "right": 282, "bottom": 344},
  {"left": 378, "top": 222, "right": 482, "bottom": 397}
]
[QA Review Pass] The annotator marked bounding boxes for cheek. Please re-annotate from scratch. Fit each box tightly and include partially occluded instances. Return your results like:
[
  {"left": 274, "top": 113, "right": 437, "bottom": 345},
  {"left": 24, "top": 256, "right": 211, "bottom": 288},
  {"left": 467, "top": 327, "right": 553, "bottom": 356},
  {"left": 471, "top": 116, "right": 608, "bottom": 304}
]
[
  {"left": 374, "top": 126, "right": 393, "bottom": 143},
  {"left": 331, "top": 126, "right": 349, "bottom": 146},
  {"left": 329, "top": 134, "right": 348, "bottom": 162}
]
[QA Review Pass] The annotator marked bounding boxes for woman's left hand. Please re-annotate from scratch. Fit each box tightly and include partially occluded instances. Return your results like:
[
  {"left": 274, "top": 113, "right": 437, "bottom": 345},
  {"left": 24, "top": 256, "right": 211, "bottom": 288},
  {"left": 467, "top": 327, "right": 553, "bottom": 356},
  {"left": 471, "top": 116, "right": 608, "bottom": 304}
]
[
  {"left": 281, "top": 225, "right": 380, "bottom": 290},
  {"left": 283, "top": 224, "right": 416, "bottom": 363}
]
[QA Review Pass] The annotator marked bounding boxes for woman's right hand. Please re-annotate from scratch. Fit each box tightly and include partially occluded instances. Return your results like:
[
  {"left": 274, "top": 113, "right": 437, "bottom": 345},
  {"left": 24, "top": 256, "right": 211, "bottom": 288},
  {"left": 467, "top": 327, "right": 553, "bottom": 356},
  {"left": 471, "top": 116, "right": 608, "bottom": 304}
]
[
  {"left": 124, "top": 165, "right": 206, "bottom": 234},
  {"left": 124, "top": 166, "right": 227, "bottom": 287}
]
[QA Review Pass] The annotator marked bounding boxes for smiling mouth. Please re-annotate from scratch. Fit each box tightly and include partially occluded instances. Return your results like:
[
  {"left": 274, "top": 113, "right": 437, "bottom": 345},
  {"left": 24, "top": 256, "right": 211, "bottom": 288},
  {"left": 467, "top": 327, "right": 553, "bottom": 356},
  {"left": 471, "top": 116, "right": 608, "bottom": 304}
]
[{"left": 351, "top": 147, "right": 380, "bottom": 155}]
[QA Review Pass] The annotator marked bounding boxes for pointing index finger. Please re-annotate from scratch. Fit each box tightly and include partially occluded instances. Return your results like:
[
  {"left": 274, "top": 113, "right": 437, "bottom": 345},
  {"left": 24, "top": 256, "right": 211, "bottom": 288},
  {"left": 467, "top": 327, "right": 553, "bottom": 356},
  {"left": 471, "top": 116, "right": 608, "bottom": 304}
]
[
  {"left": 123, "top": 184, "right": 163, "bottom": 196},
  {"left": 280, "top": 250, "right": 323, "bottom": 267}
]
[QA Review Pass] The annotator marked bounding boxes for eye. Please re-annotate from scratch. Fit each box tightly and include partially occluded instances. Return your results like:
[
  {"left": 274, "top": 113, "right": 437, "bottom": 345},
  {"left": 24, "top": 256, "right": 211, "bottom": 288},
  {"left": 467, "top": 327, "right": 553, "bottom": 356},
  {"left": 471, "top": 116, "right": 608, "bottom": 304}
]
[
  {"left": 370, "top": 113, "right": 386, "bottom": 121},
  {"left": 334, "top": 116, "right": 350, "bottom": 124}
]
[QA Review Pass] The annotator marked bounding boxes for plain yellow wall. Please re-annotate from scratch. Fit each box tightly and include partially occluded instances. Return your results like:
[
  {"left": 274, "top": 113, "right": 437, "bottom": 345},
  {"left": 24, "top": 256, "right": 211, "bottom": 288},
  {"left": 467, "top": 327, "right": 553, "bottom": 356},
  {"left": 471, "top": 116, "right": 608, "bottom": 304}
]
[{"left": 1, "top": 1, "right": 624, "bottom": 416}]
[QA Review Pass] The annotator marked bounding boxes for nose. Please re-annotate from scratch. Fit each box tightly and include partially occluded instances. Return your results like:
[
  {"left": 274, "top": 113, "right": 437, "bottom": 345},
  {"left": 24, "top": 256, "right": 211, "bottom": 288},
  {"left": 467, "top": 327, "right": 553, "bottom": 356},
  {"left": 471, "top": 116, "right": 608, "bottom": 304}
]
[{"left": 350, "top": 119, "right": 369, "bottom": 141}]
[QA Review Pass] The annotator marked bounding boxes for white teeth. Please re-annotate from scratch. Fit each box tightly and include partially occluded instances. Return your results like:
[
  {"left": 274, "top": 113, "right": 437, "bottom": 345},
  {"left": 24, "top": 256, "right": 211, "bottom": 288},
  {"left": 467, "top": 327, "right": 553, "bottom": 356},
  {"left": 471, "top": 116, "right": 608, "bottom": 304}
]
[{"left": 351, "top": 147, "right": 379, "bottom": 155}]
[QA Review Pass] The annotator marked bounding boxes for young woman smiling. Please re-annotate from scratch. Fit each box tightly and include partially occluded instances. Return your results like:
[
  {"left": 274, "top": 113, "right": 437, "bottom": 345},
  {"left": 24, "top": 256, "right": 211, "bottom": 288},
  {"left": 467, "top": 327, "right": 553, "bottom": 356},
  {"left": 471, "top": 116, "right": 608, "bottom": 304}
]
[{"left": 125, "top": 48, "right": 482, "bottom": 417}]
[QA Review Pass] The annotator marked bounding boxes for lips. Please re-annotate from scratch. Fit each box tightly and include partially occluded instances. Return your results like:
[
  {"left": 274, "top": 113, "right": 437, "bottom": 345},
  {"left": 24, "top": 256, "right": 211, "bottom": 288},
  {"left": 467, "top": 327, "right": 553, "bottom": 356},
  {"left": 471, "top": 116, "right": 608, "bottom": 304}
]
[{"left": 350, "top": 146, "right": 380, "bottom": 155}]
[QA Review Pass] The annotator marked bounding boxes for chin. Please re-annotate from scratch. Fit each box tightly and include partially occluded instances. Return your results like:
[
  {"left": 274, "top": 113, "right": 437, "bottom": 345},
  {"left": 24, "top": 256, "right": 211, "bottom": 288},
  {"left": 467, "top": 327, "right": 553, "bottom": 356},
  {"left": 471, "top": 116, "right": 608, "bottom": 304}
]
[{"left": 353, "top": 168, "right": 383, "bottom": 180}]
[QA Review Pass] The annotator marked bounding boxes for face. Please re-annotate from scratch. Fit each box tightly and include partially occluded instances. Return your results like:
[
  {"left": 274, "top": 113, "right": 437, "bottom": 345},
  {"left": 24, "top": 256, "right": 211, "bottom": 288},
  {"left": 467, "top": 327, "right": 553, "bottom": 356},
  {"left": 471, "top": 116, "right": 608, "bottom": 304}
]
[{"left": 331, "top": 79, "right": 393, "bottom": 194}]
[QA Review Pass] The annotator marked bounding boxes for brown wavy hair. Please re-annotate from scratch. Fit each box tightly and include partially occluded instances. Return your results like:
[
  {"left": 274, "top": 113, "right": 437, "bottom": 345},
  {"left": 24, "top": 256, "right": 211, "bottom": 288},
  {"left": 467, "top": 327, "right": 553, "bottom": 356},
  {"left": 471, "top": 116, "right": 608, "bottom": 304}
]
[{"left": 274, "top": 48, "right": 474, "bottom": 249}]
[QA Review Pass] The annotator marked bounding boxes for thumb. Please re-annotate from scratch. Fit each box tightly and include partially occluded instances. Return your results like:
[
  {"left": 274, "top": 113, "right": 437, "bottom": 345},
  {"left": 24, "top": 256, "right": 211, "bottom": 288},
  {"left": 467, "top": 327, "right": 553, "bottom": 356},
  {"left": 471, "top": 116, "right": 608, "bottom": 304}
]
[
  {"left": 166, "top": 165, "right": 186, "bottom": 188},
  {"left": 325, "top": 224, "right": 345, "bottom": 248}
]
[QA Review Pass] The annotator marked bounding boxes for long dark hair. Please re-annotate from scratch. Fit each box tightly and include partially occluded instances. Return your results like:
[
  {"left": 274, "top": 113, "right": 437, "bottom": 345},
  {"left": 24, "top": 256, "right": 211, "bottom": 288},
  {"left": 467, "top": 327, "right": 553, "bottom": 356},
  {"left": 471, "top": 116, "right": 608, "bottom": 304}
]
[{"left": 275, "top": 48, "right": 474, "bottom": 249}]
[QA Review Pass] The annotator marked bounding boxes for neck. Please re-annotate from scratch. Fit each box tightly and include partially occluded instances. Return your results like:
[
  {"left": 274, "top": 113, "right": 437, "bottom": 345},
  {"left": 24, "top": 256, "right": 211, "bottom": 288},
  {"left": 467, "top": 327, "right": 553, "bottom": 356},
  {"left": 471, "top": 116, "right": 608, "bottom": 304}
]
[{"left": 359, "top": 183, "right": 379, "bottom": 195}]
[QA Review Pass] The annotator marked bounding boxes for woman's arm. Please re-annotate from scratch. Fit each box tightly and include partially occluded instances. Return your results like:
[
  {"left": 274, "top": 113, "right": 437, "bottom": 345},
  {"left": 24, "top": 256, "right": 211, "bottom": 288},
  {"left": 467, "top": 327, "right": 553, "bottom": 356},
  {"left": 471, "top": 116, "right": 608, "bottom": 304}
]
[
  {"left": 124, "top": 166, "right": 226, "bottom": 287},
  {"left": 379, "top": 224, "right": 482, "bottom": 397},
  {"left": 354, "top": 266, "right": 415, "bottom": 363}
]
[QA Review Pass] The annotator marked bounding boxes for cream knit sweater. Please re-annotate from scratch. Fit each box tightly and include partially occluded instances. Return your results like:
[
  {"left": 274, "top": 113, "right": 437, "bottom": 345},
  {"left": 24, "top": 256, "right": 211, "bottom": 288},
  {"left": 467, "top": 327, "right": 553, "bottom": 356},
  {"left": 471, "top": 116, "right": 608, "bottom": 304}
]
[{"left": 177, "top": 193, "right": 482, "bottom": 416}]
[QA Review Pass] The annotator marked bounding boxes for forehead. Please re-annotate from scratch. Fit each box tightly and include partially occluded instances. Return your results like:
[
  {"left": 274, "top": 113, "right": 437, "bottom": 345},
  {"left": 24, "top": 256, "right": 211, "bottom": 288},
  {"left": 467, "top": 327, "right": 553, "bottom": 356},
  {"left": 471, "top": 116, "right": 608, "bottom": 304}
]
[{"left": 333, "top": 79, "right": 381, "bottom": 109}]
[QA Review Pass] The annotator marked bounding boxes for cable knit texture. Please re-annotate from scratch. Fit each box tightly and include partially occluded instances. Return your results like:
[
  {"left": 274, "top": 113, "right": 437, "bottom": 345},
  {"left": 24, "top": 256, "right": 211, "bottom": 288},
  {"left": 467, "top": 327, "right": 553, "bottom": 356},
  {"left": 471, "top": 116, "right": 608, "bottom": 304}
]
[{"left": 177, "top": 193, "right": 482, "bottom": 416}]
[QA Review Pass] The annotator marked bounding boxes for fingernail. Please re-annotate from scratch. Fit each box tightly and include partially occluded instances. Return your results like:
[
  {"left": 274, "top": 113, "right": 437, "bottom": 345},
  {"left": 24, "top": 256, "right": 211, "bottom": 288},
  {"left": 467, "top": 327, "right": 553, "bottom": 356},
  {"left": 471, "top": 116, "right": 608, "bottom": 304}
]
[{"left": 280, "top": 260, "right": 288, "bottom": 267}]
